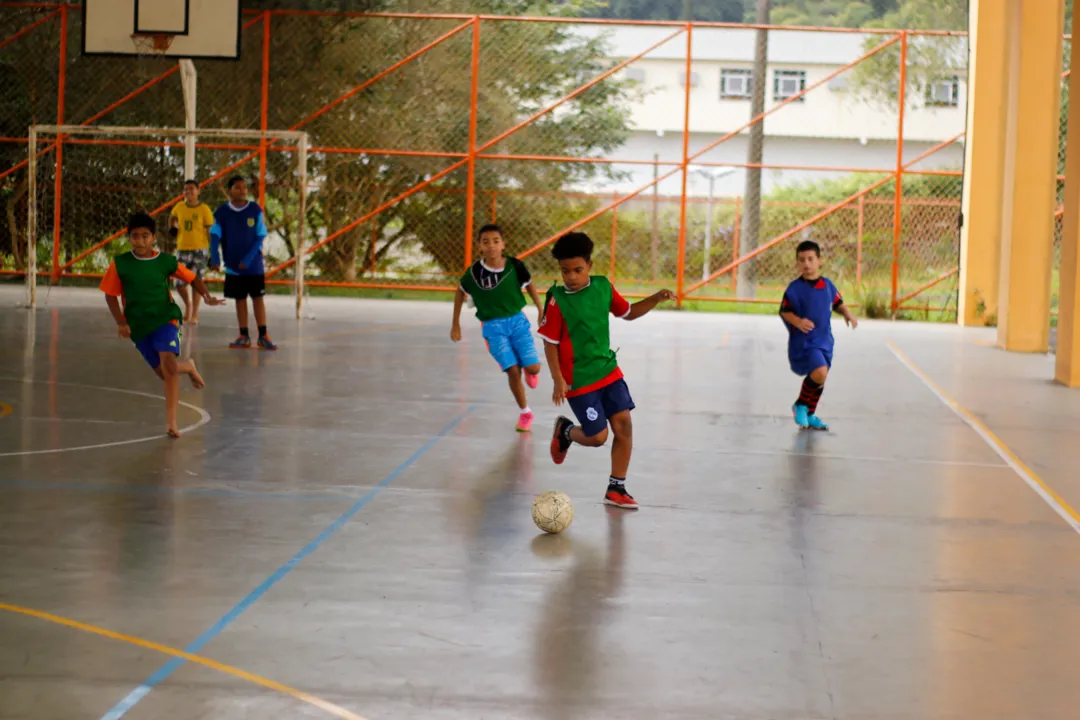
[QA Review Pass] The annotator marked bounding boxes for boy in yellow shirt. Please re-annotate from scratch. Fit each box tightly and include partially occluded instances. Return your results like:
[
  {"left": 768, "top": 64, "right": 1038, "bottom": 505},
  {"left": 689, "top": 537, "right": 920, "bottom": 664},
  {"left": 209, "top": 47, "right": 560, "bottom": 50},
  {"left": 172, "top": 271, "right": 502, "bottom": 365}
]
[{"left": 169, "top": 179, "right": 215, "bottom": 324}]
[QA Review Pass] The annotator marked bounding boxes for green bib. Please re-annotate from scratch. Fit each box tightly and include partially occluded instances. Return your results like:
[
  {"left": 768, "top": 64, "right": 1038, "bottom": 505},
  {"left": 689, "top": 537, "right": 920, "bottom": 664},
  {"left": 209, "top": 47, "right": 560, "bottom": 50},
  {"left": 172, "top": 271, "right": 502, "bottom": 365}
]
[
  {"left": 460, "top": 259, "right": 527, "bottom": 322},
  {"left": 114, "top": 251, "right": 182, "bottom": 342},
  {"left": 547, "top": 276, "right": 617, "bottom": 389}
]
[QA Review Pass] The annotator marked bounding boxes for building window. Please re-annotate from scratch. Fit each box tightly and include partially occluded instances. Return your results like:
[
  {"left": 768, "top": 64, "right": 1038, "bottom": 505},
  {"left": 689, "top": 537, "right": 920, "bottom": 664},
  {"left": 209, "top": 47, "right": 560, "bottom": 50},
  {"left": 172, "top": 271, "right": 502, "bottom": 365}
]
[
  {"left": 926, "top": 76, "right": 960, "bottom": 107},
  {"left": 773, "top": 70, "right": 806, "bottom": 101},
  {"left": 720, "top": 69, "right": 752, "bottom": 99},
  {"left": 678, "top": 71, "right": 700, "bottom": 88}
]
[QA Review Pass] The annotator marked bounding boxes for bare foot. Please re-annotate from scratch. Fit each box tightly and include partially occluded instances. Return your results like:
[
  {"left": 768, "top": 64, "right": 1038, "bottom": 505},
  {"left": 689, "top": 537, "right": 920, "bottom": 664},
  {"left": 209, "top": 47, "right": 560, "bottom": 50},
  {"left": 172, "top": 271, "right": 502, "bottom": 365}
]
[
  {"left": 167, "top": 426, "right": 181, "bottom": 438},
  {"left": 188, "top": 316, "right": 199, "bottom": 326},
  {"left": 187, "top": 360, "right": 206, "bottom": 390},
  {"left": 183, "top": 312, "right": 191, "bottom": 323}
]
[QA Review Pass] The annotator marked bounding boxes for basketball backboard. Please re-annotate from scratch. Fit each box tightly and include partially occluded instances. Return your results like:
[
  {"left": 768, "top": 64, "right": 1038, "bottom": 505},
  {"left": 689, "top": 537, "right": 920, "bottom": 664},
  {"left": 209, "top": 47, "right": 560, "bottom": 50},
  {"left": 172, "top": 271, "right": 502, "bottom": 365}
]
[{"left": 82, "top": 0, "right": 242, "bottom": 59}]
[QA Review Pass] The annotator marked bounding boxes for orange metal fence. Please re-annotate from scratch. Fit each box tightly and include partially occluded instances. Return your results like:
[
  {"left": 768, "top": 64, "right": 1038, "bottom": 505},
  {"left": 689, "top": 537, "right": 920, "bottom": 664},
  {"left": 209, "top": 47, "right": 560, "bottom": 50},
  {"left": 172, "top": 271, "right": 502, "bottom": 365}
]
[{"left": 0, "top": 5, "right": 980, "bottom": 317}]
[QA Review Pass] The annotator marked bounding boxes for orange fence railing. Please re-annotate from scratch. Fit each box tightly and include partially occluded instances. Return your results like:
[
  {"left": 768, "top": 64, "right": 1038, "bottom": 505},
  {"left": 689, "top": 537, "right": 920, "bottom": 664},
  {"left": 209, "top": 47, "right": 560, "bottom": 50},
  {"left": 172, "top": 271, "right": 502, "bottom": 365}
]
[{"left": 0, "top": 6, "right": 985, "bottom": 318}]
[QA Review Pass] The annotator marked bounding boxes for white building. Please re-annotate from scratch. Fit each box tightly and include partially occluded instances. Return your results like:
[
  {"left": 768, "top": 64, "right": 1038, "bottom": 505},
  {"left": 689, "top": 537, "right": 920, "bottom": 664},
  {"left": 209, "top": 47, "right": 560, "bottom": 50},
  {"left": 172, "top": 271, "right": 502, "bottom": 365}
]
[{"left": 570, "top": 25, "right": 968, "bottom": 198}]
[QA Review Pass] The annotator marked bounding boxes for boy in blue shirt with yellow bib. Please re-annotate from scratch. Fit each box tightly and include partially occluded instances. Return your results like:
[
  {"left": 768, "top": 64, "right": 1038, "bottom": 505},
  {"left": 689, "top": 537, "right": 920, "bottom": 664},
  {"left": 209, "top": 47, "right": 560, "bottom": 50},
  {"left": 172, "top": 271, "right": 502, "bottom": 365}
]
[{"left": 779, "top": 240, "right": 857, "bottom": 430}]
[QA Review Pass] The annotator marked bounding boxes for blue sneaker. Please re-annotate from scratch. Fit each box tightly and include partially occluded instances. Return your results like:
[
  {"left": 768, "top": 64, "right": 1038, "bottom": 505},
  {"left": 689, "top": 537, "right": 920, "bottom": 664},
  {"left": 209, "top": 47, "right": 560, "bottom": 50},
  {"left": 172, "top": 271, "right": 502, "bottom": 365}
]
[
  {"left": 792, "top": 403, "right": 809, "bottom": 428},
  {"left": 807, "top": 414, "right": 829, "bottom": 431}
]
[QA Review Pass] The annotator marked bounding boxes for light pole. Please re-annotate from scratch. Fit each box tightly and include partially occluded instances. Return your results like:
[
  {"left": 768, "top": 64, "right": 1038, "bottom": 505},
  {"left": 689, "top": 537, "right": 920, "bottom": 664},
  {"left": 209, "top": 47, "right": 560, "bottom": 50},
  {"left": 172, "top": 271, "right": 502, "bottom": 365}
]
[{"left": 690, "top": 165, "right": 736, "bottom": 281}]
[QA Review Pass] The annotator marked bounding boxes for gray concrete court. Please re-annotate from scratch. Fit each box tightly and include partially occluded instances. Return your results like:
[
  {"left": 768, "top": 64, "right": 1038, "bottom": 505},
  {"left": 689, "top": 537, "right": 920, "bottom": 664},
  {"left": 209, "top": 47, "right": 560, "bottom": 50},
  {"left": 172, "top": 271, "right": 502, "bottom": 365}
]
[{"left": 2, "top": 286, "right": 1080, "bottom": 720}]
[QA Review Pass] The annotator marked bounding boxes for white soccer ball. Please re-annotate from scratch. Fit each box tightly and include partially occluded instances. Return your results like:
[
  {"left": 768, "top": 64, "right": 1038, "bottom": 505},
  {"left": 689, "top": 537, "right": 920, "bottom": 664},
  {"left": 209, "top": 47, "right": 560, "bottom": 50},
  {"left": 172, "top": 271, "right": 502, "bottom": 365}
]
[{"left": 532, "top": 491, "right": 574, "bottom": 534}]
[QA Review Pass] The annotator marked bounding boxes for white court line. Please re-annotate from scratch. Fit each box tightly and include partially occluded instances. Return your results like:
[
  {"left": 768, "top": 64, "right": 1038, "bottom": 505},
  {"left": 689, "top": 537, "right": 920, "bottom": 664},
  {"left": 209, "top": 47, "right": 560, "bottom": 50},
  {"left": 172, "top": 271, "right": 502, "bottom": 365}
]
[
  {"left": 0, "top": 377, "right": 211, "bottom": 457},
  {"left": 887, "top": 340, "right": 1080, "bottom": 535}
]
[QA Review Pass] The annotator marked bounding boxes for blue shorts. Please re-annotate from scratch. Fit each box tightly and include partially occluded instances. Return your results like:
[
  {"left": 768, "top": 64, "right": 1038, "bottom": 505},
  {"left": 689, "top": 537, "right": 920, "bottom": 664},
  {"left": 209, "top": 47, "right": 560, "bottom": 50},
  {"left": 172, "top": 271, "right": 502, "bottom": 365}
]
[
  {"left": 134, "top": 323, "right": 182, "bottom": 370},
  {"left": 482, "top": 312, "right": 539, "bottom": 372},
  {"left": 790, "top": 347, "right": 832, "bottom": 377},
  {"left": 567, "top": 378, "right": 635, "bottom": 437}
]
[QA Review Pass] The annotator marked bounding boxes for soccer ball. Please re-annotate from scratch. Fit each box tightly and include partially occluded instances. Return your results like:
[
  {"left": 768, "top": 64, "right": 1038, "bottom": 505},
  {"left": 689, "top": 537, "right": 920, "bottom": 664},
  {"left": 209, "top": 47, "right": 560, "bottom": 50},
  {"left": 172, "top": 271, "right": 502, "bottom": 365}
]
[{"left": 532, "top": 491, "right": 574, "bottom": 534}]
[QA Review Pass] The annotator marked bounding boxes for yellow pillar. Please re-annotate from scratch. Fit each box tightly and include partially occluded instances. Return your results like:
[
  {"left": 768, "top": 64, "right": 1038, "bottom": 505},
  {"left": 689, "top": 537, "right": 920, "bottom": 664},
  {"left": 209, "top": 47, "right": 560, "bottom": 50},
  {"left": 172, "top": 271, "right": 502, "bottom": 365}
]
[
  {"left": 1057, "top": 26, "right": 1080, "bottom": 386},
  {"left": 959, "top": 0, "right": 1010, "bottom": 327},
  {"left": 996, "top": 0, "right": 1064, "bottom": 352}
]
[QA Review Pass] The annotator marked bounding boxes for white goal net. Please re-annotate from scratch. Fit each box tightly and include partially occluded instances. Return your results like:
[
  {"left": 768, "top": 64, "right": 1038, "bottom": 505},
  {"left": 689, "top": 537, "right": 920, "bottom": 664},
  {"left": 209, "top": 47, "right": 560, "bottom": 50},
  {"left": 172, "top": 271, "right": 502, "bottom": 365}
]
[{"left": 26, "top": 124, "right": 310, "bottom": 318}]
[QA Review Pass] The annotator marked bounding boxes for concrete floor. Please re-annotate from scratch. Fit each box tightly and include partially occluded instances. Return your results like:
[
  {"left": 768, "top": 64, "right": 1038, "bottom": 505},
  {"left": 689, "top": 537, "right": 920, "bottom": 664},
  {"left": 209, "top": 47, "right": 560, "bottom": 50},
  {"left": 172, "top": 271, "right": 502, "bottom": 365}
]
[{"left": 3, "top": 286, "right": 1080, "bottom": 720}]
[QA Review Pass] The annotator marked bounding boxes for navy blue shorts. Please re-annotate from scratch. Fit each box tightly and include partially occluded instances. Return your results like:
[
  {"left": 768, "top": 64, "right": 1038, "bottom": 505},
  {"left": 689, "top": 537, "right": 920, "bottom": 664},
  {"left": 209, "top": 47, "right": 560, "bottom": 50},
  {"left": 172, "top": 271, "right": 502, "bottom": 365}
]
[
  {"left": 134, "top": 323, "right": 181, "bottom": 370},
  {"left": 790, "top": 348, "right": 832, "bottom": 377},
  {"left": 567, "top": 378, "right": 635, "bottom": 437}
]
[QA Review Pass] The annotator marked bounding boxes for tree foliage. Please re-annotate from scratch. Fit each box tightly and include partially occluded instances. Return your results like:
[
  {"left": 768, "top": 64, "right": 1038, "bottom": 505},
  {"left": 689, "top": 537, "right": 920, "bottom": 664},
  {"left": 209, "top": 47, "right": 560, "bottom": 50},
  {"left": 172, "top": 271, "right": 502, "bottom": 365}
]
[
  {"left": 584, "top": 0, "right": 744, "bottom": 22},
  {"left": 0, "top": 0, "right": 635, "bottom": 279}
]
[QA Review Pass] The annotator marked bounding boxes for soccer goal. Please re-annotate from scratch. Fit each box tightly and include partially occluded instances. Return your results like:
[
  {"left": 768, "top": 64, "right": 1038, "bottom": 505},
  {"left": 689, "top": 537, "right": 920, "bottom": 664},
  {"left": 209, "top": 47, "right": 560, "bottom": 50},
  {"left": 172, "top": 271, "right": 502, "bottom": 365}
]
[{"left": 25, "top": 125, "right": 311, "bottom": 318}]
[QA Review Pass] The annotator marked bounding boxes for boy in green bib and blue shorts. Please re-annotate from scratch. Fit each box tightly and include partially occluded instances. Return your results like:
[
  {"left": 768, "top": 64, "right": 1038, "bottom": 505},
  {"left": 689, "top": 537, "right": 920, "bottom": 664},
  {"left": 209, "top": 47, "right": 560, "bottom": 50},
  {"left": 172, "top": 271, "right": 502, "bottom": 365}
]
[
  {"left": 100, "top": 212, "right": 224, "bottom": 437},
  {"left": 451, "top": 224, "right": 545, "bottom": 432},
  {"left": 538, "top": 232, "right": 673, "bottom": 509}
]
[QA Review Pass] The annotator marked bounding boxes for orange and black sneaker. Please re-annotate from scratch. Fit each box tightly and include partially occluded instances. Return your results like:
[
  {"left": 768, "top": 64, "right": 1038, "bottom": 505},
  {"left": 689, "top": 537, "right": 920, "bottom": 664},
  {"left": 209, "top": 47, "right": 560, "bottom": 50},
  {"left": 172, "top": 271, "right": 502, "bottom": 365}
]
[
  {"left": 550, "top": 416, "right": 574, "bottom": 465},
  {"left": 604, "top": 483, "right": 639, "bottom": 510}
]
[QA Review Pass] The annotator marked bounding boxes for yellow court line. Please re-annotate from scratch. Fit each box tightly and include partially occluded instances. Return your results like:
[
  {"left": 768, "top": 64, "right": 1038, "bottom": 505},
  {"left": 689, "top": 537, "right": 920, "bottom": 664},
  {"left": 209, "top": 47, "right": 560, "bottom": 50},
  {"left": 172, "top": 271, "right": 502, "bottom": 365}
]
[
  {"left": 0, "top": 401, "right": 11, "bottom": 418},
  {"left": 0, "top": 602, "right": 368, "bottom": 720},
  {"left": 887, "top": 339, "right": 1080, "bottom": 534}
]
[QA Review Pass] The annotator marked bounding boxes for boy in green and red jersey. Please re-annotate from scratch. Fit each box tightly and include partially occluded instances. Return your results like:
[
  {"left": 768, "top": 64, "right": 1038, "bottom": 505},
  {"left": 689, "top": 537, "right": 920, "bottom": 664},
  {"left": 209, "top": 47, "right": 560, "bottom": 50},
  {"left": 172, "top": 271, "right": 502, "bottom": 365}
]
[
  {"left": 100, "top": 212, "right": 224, "bottom": 437},
  {"left": 538, "top": 231, "right": 674, "bottom": 509}
]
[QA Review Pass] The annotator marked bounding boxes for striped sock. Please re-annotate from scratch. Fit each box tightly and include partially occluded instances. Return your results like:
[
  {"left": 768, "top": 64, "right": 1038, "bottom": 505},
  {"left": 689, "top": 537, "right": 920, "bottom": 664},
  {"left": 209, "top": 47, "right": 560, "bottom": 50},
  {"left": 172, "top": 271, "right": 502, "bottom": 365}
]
[
  {"left": 797, "top": 377, "right": 824, "bottom": 414},
  {"left": 609, "top": 476, "right": 625, "bottom": 487}
]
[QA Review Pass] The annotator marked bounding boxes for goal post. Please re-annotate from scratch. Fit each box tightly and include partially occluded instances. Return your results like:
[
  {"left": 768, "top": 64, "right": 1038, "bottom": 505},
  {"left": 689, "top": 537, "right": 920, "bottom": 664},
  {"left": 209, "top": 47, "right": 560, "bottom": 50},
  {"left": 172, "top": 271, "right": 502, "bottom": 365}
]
[{"left": 25, "top": 124, "right": 310, "bottom": 318}]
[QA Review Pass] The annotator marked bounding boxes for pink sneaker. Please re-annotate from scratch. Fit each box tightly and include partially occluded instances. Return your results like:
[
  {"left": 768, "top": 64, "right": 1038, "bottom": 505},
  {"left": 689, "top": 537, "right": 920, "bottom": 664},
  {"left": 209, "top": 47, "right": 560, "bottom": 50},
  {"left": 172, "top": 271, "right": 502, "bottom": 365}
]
[
  {"left": 516, "top": 411, "right": 534, "bottom": 433},
  {"left": 525, "top": 371, "right": 539, "bottom": 389}
]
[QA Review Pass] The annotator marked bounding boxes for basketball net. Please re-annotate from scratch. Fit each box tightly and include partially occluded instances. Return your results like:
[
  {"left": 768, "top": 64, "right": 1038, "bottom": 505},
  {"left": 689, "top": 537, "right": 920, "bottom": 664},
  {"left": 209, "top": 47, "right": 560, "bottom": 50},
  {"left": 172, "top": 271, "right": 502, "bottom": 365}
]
[{"left": 130, "top": 33, "right": 175, "bottom": 56}]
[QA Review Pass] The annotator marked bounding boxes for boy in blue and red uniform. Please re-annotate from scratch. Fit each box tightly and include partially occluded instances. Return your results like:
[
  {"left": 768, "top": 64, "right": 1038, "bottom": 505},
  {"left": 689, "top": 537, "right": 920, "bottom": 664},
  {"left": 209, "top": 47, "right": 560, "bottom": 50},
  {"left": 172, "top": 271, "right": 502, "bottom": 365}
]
[{"left": 779, "top": 240, "right": 857, "bottom": 430}]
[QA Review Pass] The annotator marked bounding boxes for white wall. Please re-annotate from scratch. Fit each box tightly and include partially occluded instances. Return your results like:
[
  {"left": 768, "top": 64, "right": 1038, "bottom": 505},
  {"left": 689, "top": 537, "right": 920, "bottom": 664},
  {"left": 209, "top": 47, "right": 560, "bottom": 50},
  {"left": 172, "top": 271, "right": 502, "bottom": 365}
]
[
  {"left": 620, "top": 57, "right": 966, "bottom": 143},
  {"left": 577, "top": 132, "right": 965, "bottom": 197}
]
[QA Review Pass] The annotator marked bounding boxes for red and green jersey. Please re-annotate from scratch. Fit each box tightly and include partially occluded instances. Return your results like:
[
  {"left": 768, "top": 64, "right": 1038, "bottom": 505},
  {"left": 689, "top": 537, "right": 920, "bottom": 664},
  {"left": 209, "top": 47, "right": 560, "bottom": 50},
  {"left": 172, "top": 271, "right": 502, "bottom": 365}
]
[{"left": 537, "top": 276, "right": 631, "bottom": 398}]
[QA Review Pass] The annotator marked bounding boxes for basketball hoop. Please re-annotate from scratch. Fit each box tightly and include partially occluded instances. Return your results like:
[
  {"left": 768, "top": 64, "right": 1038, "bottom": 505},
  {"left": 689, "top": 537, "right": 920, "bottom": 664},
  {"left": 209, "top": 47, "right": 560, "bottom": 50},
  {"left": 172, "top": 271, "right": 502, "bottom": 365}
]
[{"left": 130, "top": 32, "right": 175, "bottom": 56}]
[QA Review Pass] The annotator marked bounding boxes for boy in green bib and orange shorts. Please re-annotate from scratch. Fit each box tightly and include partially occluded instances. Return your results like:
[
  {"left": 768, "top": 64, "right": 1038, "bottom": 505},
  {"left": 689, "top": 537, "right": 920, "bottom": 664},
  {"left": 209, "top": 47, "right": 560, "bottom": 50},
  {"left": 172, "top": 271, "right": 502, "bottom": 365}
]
[{"left": 538, "top": 231, "right": 673, "bottom": 509}]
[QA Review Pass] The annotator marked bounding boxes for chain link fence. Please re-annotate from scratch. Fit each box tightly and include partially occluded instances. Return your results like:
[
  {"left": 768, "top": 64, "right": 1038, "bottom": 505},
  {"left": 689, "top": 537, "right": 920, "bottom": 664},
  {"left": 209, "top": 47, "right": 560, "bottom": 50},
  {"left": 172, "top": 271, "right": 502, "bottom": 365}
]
[{"left": 0, "top": 7, "right": 990, "bottom": 321}]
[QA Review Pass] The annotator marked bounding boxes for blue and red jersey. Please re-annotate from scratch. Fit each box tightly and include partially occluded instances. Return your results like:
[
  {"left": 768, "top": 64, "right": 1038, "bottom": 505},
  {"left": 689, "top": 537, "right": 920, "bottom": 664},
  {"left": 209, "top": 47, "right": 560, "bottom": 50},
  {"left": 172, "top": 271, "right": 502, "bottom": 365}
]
[{"left": 780, "top": 276, "right": 844, "bottom": 357}]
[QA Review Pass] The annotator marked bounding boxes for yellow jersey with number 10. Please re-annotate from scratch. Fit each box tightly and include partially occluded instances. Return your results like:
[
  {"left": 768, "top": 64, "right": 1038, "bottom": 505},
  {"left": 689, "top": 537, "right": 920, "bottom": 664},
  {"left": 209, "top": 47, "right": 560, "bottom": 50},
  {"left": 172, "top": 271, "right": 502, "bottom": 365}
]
[{"left": 170, "top": 201, "right": 215, "bottom": 251}]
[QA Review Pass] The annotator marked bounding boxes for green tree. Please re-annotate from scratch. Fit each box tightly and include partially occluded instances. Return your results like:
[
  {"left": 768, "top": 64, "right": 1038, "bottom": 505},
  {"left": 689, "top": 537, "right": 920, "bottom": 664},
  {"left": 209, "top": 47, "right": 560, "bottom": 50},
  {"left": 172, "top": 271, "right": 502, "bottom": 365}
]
[
  {"left": 0, "top": 0, "right": 636, "bottom": 280},
  {"left": 766, "top": 1, "right": 878, "bottom": 28},
  {"left": 846, "top": 0, "right": 967, "bottom": 110},
  {"left": 584, "top": 0, "right": 744, "bottom": 22}
]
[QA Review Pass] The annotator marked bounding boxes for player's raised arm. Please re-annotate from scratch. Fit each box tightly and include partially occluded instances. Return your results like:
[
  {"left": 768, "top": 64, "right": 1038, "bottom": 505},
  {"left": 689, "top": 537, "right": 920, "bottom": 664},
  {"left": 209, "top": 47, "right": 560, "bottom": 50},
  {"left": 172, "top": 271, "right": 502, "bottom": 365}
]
[{"left": 622, "top": 288, "right": 674, "bottom": 321}]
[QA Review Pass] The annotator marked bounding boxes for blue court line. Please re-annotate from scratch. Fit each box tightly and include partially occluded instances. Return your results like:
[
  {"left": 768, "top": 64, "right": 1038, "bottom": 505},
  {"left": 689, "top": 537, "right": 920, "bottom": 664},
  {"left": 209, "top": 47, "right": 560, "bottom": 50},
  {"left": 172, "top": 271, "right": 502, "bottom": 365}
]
[
  {"left": 0, "top": 479, "right": 355, "bottom": 502},
  {"left": 98, "top": 405, "right": 475, "bottom": 720}
]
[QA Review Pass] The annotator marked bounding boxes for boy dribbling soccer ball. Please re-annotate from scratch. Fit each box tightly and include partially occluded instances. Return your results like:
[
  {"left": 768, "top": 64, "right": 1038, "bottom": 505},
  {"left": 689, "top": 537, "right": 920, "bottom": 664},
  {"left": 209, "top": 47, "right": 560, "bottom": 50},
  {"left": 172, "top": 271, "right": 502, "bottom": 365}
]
[{"left": 538, "top": 231, "right": 673, "bottom": 509}]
